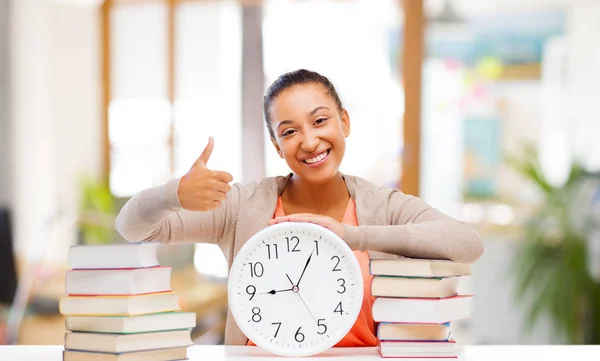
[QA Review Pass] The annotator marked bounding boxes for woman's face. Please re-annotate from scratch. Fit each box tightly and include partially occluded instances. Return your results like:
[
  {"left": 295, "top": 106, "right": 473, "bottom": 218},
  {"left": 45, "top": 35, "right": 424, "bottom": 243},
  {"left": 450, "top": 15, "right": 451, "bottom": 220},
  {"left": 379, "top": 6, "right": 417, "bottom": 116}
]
[{"left": 269, "top": 83, "right": 350, "bottom": 185}]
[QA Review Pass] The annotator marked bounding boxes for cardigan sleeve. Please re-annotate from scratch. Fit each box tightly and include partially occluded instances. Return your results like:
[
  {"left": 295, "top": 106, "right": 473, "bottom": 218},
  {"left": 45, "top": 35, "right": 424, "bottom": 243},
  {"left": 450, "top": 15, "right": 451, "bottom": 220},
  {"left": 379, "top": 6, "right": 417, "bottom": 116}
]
[
  {"left": 114, "top": 177, "right": 239, "bottom": 246},
  {"left": 343, "top": 191, "right": 484, "bottom": 264}
]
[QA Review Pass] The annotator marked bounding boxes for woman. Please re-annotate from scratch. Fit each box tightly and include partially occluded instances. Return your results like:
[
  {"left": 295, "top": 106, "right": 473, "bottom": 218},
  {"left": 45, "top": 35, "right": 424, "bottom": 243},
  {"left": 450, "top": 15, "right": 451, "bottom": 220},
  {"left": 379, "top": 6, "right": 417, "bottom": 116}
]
[{"left": 115, "top": 69, "right": 484, "bottom": 347}]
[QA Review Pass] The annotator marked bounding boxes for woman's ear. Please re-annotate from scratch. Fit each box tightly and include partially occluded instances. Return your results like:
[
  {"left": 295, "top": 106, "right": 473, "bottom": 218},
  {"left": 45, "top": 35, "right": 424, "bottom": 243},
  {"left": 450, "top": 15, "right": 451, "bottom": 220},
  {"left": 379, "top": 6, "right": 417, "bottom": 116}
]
[
  {"left": 340, "top": 108, "right": 351, "bottom": 138},
  {"left": 271, "top": 137, "right": 284, "bottom": 158}
]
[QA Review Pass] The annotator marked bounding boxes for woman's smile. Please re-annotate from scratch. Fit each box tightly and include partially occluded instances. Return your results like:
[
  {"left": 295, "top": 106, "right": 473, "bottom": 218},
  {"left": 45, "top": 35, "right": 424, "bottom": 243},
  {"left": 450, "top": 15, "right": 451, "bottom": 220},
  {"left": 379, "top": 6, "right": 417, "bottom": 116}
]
[{"left": 301, "top": 149, "right": 330, "bottom": 167}]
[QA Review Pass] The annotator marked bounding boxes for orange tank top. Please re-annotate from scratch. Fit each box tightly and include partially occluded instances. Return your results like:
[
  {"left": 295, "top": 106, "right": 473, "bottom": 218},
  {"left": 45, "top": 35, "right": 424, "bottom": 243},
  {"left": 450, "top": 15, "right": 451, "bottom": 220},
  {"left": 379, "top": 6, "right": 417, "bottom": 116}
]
[{"left": 247, "top": 197, "right": 377, "bottom": 347}]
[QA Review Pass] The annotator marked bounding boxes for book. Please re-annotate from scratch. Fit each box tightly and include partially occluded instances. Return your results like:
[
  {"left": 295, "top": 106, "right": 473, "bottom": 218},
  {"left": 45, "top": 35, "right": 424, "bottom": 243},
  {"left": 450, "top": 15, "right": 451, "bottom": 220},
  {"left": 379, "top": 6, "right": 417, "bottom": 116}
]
[
  {"left": 62, "top": 346, "right": 188, "bottom": 361},
  {"left": 66, "top": 267, "right": 172, "bottom": 296},
  {"left": 372, "top": 295, "right": 472, "bottom": 323},
  {"left": 60, "top": 292, "right": 180, "bottom": 316},
  {"left": 68, "top": 243, "right": 160, "bottom": 270},
  {"left": 378, "top": 340, "right": 456, "bottom": 359},
  {"left": 64, "top": 329, "right": 193, "bottom": 353},
  {"left": 378, "top": 323, "right": 451, "bottom": 341},
  {"left": 370, "top": 258, "right": 471, "bottom": 278},
  {"left": 371, "top": 276, "right": 458, "bottom": 298},
  {"left": 65, "top": 312, "right": 196, "bottom": 334}
]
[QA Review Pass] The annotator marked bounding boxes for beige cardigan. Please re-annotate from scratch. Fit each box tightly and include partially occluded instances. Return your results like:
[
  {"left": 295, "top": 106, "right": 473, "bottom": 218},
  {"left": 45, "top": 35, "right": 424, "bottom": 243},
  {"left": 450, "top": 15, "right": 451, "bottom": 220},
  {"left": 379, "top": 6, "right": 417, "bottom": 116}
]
[{"left": 115, "top": 173, "right": 484, "bottom": 345}]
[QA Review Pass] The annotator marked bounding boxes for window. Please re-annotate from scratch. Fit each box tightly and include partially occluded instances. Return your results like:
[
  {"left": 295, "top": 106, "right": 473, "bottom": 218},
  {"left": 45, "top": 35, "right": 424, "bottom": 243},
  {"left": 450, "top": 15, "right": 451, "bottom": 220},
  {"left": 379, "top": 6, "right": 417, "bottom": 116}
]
[
  {"left": 262, "top": 0, "right": 404, "bottom": 187},
  {"left": 107, "top": 1, "right": 242, "bottom": 198},
  {"left": 105, "top": 0, "right": 241, "bottom": 278},
  {"left": 109, "top": 3, "right": 171, "bottom": 197}
]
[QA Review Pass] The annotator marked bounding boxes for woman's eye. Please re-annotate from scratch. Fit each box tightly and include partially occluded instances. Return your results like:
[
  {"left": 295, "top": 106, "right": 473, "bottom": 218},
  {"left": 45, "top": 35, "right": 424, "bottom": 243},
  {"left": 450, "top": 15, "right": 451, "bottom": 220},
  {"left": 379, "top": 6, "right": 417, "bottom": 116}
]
[
  {"left": 315, "top": 118, "right": 328, "bottom": 125},
  {"left": 281, "top": 129, "right": 295, "bottom": 137}
]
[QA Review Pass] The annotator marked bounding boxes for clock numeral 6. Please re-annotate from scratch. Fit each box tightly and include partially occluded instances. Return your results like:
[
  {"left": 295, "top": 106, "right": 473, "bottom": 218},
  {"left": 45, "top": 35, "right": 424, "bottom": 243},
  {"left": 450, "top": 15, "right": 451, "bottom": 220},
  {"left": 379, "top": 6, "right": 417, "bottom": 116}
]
[
  {"left": 317, "top": 319, "right": 327, "bottom": 335},
  {"left": 295, "top": 327, "right": 305, "bottom": 342},
  {"left": 331, "top": 256, "right": 342, "bottom": 272},
  {"left": 249, "top": 262, "right": 264, "bottom": 278},
  {"left": 246, "top": 285, "right": 256, "bottom": 300},
  {"left": 334, "top": 301, "right": 344, "bottom": 315},
  {"left": 252, "top": 307, "right": 262, "bottom": 322},
  {"left": 285, "top": 236, "right": 300, "bottom": 252}
]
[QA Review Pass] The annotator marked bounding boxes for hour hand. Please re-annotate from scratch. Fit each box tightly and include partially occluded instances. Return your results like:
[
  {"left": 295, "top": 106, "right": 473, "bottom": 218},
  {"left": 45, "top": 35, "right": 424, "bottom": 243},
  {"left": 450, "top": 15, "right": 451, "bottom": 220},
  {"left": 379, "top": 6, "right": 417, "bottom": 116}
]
[{"left": 261, "top": 288, "right": 294, "bottom": 295}]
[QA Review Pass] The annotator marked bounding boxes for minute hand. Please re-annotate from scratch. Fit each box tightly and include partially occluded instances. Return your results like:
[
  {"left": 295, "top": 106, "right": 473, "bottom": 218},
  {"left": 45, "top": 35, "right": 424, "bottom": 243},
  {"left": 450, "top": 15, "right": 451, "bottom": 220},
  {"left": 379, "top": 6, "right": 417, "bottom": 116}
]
[{"left": 295, "top": 249, "right": 314, "bottom": 287}]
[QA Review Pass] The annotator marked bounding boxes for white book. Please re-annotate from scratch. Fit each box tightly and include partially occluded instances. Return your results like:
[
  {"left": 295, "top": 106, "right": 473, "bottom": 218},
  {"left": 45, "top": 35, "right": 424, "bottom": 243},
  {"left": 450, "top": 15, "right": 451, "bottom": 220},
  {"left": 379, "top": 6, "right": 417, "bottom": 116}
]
[
  {"left": 60, "top": 292, "right": 180, "bottom": 316},
  {"left": 63, "top": 347, "right": 188, "bottom": 361},
  {"left": 371, "top": 276, "right": 459, "bottom": 298},
  {"left": 64, "top": 329, "right": 192, "bottom": 353},
  {"left": 68, "top": 243, "right": 160, "bottom": 270},
  {"left": 66, "top": 267, "right": 171, "bottom": 295},
  {"left": 378, "top": 340, "right": 456, "bottom": 358},
  {"left": 377, "top": 323, "right": 451, "bottom": 341},
  {"left": 66, "top": 312, "right": 196, "bottom": 334},
  {"left": 372, "top": 295, "right": 472, "bottom": 323},
  {"left": 370, "top": 257, "right": 471, "bottom": 278}
]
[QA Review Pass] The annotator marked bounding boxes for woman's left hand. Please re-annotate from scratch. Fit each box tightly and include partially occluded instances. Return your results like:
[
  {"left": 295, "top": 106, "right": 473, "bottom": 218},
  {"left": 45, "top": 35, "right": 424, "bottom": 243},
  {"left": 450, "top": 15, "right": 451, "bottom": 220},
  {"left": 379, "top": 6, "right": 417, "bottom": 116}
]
[{"left": 268, "top": 213, "right": 345, "bottom": 239}]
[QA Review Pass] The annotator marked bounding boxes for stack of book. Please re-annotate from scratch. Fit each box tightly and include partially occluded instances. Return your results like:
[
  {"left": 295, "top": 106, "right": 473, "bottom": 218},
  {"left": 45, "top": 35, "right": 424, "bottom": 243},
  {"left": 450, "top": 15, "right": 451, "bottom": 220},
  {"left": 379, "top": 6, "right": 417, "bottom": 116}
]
[
  {"left": 370, "top": 257, "right": 472, "bottom": 359},
  {"left": 59, "top": 242, "right": 196, "bottom": 361}
]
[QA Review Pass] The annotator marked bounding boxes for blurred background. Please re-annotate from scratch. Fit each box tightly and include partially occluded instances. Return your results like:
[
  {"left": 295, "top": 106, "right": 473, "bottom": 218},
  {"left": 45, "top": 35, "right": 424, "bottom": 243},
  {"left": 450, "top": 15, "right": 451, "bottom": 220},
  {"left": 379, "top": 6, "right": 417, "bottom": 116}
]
[{"left": 1, "top": 0, "right": 600, "bottom": 347}]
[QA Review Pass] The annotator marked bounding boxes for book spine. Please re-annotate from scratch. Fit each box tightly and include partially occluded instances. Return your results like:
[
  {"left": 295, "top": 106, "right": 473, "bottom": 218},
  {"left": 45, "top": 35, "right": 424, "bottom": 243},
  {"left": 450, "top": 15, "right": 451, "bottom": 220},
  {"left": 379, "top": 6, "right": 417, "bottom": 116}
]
[
  {"left": 378, "top": 322, "right": 451, "bottom": 326},
  {"left": 66, "top": 289, "right": 172, "bottom": 297},
  {"left": 70, "top": 265, "right": 165, "bottom": 271}
]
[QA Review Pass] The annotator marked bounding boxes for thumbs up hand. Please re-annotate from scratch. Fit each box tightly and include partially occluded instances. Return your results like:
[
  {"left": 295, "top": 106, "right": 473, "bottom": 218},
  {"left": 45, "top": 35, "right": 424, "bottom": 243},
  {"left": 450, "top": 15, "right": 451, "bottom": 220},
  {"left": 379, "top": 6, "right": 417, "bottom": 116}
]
[{"left": 177, "top": 137, "right": 234, "bottom": 211}]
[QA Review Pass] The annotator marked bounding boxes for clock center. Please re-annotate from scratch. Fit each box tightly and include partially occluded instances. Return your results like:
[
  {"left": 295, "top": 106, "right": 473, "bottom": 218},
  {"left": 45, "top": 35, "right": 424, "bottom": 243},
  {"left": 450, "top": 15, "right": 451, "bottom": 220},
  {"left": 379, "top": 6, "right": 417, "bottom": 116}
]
[{"left": 292, "top": 285, "right": 299, "bottom": 293}]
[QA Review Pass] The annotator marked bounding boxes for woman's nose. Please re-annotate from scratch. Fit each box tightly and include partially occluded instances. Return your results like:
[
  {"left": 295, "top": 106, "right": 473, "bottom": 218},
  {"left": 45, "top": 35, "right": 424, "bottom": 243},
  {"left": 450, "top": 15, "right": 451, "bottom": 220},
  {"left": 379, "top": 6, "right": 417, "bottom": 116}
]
[{"left": 300, "top": 131, "right": 319, "bottom": 152}]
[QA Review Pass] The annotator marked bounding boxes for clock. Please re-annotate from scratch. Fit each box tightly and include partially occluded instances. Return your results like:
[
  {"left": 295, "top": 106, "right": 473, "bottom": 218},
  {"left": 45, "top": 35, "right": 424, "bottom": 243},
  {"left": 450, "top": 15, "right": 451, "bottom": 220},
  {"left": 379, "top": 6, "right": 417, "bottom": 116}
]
[{"left": 228, "top": 222, "right": 364, "bottom": 357}]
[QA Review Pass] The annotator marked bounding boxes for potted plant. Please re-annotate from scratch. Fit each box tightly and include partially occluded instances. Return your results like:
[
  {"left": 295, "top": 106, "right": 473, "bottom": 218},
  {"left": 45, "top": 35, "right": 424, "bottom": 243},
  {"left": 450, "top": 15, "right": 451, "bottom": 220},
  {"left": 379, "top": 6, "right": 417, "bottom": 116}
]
[
  {"left": 78, "top": 175, "right": 116, "bottom": 245},
  {"left": 507, "top": 145, "right": 600, "bottom": 344}
]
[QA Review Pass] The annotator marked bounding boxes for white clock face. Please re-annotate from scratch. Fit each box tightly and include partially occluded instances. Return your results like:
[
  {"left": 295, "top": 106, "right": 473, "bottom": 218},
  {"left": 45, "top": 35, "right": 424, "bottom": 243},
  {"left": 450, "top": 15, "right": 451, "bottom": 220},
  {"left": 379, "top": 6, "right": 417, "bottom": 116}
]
[{"left": 228, "top": 222, "right": 364, "bottom": 357}]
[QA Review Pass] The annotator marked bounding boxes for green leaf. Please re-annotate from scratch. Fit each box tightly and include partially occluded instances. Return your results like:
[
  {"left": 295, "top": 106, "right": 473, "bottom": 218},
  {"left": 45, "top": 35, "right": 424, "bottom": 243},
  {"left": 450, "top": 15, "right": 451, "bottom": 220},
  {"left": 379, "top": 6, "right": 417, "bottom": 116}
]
[{"left": 507, "top": 143, "right": 597, "bottom": 343}]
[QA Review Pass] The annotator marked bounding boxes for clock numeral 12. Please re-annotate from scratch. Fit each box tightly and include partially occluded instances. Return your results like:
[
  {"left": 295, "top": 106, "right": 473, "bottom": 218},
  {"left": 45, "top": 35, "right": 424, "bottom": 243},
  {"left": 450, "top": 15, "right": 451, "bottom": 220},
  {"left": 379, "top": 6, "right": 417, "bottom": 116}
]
[
  {"left": 314, "top": 240, "right": 319, "bottom": 255},
  {"left": 249, "top": 262, "right": 264, "bottom": 278},
  {"left": 266, "top": 244, "right": 279, "bottom": 259},
  {"left": 286, "top": 236, "right": 300, "bottom": 252}
]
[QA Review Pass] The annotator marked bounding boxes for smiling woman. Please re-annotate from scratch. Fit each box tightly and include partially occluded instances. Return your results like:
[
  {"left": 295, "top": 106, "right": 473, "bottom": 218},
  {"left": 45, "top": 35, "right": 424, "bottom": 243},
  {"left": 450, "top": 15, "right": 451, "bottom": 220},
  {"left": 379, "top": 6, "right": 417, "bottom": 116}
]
[
  {"left": 264, "top": 71, "right": 350, "bottom": 190},
  {"left": 115, "top": 68, "right": 484, "bottom": 347}
]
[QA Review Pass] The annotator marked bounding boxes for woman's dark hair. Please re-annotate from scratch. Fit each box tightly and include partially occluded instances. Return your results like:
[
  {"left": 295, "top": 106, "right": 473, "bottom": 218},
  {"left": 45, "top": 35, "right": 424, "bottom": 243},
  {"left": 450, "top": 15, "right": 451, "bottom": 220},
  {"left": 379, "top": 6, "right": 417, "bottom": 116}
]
[{"left": 263, "top": 69, "right": 343, "bottom": 139}]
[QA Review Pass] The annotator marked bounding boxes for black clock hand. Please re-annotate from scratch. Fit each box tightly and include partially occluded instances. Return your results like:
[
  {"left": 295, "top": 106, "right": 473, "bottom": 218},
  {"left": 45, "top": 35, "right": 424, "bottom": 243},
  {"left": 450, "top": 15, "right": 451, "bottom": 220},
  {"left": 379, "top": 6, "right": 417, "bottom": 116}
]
[
  {"left": 295, "top": 248, "right": 314, "bottom": 287},
  {"left": 286, "top": 273, "right": 295, "bottom": 287},
  {"left": 261, "top": 288, "right": 294, "bottom": 295}
]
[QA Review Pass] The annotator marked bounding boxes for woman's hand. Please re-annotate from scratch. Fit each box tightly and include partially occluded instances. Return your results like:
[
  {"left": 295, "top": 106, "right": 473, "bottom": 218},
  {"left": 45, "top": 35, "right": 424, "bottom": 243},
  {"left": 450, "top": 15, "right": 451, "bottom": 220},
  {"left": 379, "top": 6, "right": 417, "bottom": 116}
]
[
  {"left": 268, "top": 213, "right": 345, "bottom": 239},
  {"left": 177, "top": 137, "right": 233, "bottom": 211}
]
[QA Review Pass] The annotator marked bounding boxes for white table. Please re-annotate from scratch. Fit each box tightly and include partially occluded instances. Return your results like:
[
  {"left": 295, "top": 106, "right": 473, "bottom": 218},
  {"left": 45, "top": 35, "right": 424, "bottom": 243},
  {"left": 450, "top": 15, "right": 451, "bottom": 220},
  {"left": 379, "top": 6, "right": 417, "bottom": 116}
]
[{"left": 1, "top": 345, "right": 600, "bottom": 360}]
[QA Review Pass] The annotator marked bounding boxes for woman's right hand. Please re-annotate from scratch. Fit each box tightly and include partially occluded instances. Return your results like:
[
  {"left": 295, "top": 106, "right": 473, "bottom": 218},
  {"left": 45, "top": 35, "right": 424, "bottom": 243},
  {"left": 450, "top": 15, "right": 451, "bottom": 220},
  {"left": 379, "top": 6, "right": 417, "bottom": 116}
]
[{"left": 177, "top": 136, "right": 234, "bottom": 211}]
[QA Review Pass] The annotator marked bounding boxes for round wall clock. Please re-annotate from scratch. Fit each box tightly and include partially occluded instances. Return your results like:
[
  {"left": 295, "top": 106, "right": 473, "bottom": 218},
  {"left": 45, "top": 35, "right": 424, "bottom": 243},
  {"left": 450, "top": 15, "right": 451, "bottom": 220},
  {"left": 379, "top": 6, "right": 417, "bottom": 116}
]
[{"left": 228, "top": 221, "right": 364, "bottom": 357}]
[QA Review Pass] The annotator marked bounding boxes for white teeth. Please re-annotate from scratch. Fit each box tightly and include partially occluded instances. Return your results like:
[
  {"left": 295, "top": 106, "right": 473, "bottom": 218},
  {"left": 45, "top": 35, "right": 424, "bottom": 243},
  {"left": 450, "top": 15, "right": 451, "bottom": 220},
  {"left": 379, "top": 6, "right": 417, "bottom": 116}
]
[{"left": 304, "top": 151, "right": 328, "bottom": 164}]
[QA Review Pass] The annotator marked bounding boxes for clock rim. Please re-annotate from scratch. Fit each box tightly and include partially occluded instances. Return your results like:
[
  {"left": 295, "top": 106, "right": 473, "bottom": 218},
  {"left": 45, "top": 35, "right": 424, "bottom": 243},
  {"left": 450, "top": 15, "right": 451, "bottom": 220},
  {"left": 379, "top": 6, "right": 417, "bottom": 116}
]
[{"left": 227, "top": 221, "right": 364, "bottom": 357}]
